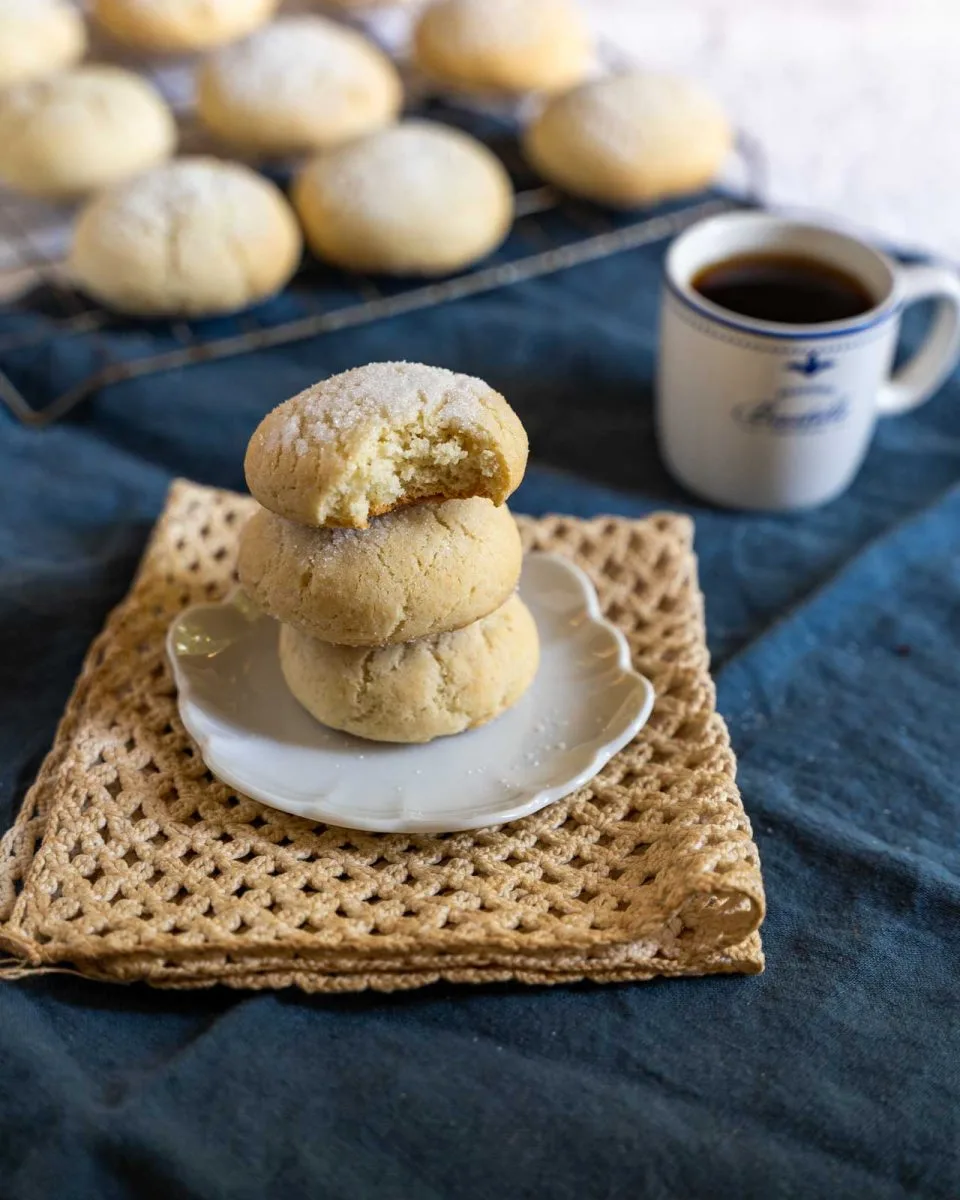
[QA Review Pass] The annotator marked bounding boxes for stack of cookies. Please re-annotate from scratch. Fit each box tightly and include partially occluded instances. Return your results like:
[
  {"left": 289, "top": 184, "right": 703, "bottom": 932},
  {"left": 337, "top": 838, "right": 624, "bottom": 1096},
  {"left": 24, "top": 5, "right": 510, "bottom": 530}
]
[{"left": 238, "top": 361, "right": 539, "bottom": 744}]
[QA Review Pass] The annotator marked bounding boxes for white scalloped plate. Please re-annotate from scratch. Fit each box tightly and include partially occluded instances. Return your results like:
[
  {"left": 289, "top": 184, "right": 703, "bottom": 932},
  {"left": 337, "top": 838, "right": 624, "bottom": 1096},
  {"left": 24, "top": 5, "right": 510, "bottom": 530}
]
[{"left": 166, "top": 553, "right": 654, "bottom": 834}]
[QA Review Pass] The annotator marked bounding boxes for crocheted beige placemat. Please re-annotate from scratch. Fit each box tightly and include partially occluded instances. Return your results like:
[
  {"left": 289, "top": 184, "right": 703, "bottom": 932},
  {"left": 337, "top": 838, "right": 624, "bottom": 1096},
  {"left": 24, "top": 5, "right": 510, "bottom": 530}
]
[{"left": 0, "top": 480, "right": 765, "bottom": 992}]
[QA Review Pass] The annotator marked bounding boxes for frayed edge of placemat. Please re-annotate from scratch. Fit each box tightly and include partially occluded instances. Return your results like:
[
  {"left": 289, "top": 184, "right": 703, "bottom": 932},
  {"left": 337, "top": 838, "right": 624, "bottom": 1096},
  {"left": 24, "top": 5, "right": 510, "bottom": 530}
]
[
  {"left": 0, "top": 480, "right": 765, "bottom": 991},
  {"left": 0, "top": 933, "right": 763, "bottom": 992}
]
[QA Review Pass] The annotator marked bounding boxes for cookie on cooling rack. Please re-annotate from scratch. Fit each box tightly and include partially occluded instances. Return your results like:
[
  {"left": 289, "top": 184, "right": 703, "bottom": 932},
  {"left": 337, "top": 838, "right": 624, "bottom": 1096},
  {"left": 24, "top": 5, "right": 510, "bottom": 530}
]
[
  {"left": 523, "top": 71, "right": 732, "bottom": 208},
  {"left": 93, "top": 0, "right": 277, "bottom": 52},
  {"left": 196, "top": 16, "right": 402, "bottom": 159},
  {"left": 414, "top": 0, "right": 593, "bottom": 95},
  {"left": 0, "top": 66, "right": 175, "bottom": 200},
  {"left": 292, "top": 120, "right": 514, "bottom": 276},
  {"left": 279, "top": 593, "right": 540, "bottom": 743},
  {"left": 244, "top": 362, "right": 528, "bottom": 529},
  {"left": 68, "top": 157, "right": 302, "bottom": 317},
  {"left": 238, "top": 498, "right": 523, "bottom": 646},
  {"left": 320, "top": 0, "right": 418, "bottom": 8},
  {"left": 0, "top": 0, "right": 86, "bottom": 90}
]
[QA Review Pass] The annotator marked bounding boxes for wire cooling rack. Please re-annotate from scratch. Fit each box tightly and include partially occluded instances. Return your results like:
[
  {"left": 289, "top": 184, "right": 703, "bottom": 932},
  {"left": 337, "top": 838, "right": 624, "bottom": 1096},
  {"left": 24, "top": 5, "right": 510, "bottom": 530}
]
[{"left": 0, "top": 33, "right": 765, "bottom": 428}]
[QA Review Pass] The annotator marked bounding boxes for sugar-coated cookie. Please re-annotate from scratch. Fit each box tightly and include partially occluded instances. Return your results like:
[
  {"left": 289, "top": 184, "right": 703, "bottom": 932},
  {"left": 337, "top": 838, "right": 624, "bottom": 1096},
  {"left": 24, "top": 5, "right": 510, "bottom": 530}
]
[
  {"left": 197, "top": 17, "right": 402, "bottom": 158},
  {"left": 69, "top": 157, "right": 301, "bottom": 316},
  {"left": 0, "top": 0, "right": 86, "bottom": 90},
  {"left": 0, "top": 66, "right": 175, "bottom": 200},
  {"left": 292, "top": 120, "right": 513, "bottom": 276},
  {"left": 238, "top": 498, "right": 522, "bottom": 646},
  {"left": 523, "top": 71, "right": 732, "bottom": 208},
  {"left": 321, "top": 0, "right": 417, "bottom": 8},
  {"left": 414, "top": 0, "right": 592, "bottom": 95},
  {"left": 245, "top": 362, "right": 528, "bottom": 529},
  {"left": 93, "top": 0, "right": 277, "bottom": 53},
  {"left": 279, "top": 594, "right": 539, "bottom": 743}
]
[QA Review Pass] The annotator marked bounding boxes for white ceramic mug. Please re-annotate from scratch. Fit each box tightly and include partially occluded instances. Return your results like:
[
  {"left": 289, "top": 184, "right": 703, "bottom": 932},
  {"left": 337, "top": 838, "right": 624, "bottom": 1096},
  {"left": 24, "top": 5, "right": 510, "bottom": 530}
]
[{"left": 656, "top": 212, "right": 960, "bottom": 510}]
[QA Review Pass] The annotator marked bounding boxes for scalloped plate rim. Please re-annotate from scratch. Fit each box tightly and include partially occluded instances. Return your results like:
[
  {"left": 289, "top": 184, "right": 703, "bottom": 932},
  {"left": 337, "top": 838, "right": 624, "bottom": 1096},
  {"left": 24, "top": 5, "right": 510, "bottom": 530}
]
[{"left": 167, "top": 552, "right": 655, "bottom": 833}]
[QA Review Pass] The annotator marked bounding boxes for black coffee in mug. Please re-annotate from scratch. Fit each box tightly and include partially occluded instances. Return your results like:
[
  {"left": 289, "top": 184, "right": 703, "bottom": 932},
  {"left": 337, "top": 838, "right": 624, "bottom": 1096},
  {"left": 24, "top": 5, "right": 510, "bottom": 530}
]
[{"left": 692, "top": 252, "right": 875, "bottom": 324}]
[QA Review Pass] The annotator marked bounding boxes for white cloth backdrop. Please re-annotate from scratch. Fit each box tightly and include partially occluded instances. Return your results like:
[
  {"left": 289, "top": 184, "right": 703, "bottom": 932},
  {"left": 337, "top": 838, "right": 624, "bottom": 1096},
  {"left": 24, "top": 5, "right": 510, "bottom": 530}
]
[{"left": 587, "top": 0, "right": 960, "bottom": 259}]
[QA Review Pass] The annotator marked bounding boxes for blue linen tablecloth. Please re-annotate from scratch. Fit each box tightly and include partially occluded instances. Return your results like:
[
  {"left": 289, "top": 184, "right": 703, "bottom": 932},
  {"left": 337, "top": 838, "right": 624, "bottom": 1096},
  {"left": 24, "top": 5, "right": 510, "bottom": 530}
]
[{"left": 0, "top": 197, "right": 958, "bottom": 1199}]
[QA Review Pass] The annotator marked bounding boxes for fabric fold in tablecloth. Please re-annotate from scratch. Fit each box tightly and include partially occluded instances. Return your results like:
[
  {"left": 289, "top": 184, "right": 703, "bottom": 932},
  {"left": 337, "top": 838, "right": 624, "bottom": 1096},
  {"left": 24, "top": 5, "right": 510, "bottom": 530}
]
[{"left": 0, "top": 183, "right": 957, "bottom": 1194}]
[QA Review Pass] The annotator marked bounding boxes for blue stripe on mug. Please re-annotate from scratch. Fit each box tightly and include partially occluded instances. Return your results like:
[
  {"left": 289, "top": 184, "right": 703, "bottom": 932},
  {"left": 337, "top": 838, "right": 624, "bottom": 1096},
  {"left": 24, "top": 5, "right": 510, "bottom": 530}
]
[{"left": 663, "top": 272, "right": 902, "bottom": 340}]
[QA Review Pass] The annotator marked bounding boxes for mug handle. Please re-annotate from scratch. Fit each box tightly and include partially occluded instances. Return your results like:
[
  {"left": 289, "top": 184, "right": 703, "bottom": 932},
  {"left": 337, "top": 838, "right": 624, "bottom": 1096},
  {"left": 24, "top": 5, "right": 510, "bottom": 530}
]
[{"left": 878, "top": 264, "right": 960, "bottom": 415}]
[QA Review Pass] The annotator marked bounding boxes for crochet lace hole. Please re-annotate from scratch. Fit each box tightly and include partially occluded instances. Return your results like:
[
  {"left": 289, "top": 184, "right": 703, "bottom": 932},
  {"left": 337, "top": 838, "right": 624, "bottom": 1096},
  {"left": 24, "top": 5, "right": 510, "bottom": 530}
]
[{"left": 4, "top": 492, "right": 764, "bottom": 989}]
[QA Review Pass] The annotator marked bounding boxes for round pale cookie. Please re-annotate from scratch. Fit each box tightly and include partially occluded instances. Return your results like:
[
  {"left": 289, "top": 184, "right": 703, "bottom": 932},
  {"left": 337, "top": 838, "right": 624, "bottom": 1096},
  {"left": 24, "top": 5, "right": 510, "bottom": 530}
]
[
  {"left": 69, "top": 157, "right": 302, "bottom": 317},
  {"left": 245, "top": 361, "right": 528, "bottom": 529},
  {"left": 196, "top": 16, "right": 402, "bottom": 159},
  {"left": 523, "top": 71, "right": 732, "bottom": 208},
  {"left": 0, "top": 67, "right": 175, "bottom": 201},
  {"left": 279, "top": 593, "right": 540, "bottom": 743},
  {"left": 292, "top": 121, "right": 514, "bottom": 276},
  {"left": 93, "top": 0, "right": 277, "bottom": 53},
  {"left": 0, "top": 0, "right": 86, "bottom": 90},
  {"left": 239, "top": 498, "right": 522, "bottom": 646},
  {"left": 321, "top": 0, "right": 416, "bottom": 8},
  {"left": 414, "top": 0, "right": 592, "bottom": 95}
]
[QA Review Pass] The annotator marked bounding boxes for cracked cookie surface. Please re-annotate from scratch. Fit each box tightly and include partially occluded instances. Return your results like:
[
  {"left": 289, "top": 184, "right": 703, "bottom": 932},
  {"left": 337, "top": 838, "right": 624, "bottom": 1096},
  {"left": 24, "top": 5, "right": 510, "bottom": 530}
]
[
  {"left": 278, "top": 593, "right": 539, "bottom": 743},
  {"left": 238, "top": 498, "right": 522, "bottom": 646},
  {"left": 68, "top": 156, "right": 302, "bottom": 316},
  {"left": 197, "top": 16, "right": 401, "bottom": 158},
  {"left": 0, "top": 65, "right": 174, "bottom": 199},
  {"left": 93, "top": 0, "right": 277, "bottom": 53},
  {"left": 291, "top": 121, "right": 514, "bottom": 276},
  {"left": 245, "top": 361, "right": 528, "bottom": 529},
  {"left": 413, "top": 0, "right": 593, "bottom": 96},
  {"left": 0, "top": 0, "right": 86, "bottom": 91},
  {"left": 523, "top": 71, "right": 731, "bottom": 208}
]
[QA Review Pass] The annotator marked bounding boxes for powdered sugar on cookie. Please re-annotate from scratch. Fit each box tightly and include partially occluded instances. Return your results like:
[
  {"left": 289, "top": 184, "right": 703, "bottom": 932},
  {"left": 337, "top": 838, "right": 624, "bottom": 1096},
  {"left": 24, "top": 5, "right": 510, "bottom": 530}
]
[
  {"left": 197, "top": 15, "right": 401, "bottom": 155},
  {"left": 245, "top": 362, "right": 528, "bottom": 528}
]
